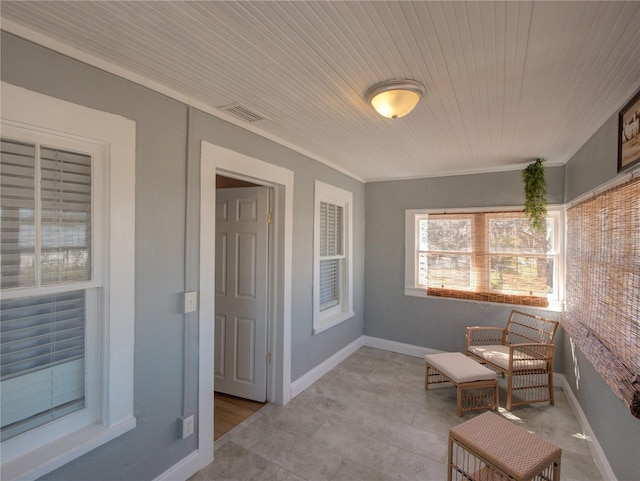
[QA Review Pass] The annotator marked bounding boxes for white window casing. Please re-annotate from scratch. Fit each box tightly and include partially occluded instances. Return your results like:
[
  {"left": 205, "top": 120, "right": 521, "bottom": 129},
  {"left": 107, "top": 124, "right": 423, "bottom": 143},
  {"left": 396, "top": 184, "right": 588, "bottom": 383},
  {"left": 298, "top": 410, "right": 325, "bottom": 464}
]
[
  {"left": 1, "top": 82, "right": 136, "bottom": 481},
  {"left": 313, "top": 181, "right": 354, "bottom": 334}
]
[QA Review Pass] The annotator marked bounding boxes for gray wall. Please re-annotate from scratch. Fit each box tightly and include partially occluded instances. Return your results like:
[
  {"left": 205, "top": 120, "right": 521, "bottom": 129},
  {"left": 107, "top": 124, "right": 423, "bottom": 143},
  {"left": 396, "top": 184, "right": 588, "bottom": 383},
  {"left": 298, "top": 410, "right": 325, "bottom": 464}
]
[
  {"left": 562, "top": 95, "right": 640, "bottom": 481},
  {"left": 364, "top": 168, "right": 565, "bottom": 367},
  {"left": 1, "top": 31, "right": 365, "bottom": 480},
  {"left": 564, "top": 113, "right": 620, "bottom": 202},
  {"left": 187, "top": 108, "right": 366, "bottom": 381}
]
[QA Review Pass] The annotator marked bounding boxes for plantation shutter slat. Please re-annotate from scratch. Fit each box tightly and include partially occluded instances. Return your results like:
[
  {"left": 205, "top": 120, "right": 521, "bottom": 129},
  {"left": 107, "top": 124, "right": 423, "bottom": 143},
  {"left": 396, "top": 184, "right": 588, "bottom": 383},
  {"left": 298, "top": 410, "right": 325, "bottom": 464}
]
[
  {"left": 1, "top": 359, "right": 85, "bottom": 440},
  {"left": 41, "top": 180, "right": 91, "bottom": 193},
  {"left": 0, "top": 291, "right": 86, "bottom": 440},
  {"left": 1, "top": 139, "right": 36, "bottom": 289},
  {"left": 0, "top": 157, "right": 38, "bottom": 175}
]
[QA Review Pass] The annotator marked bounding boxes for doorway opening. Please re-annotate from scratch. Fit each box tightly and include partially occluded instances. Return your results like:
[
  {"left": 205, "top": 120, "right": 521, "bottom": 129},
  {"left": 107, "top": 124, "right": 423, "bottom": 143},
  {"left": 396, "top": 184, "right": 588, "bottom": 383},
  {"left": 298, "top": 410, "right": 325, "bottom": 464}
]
[
  {"left": 214, "top": 175, "right": 270, "bottom": 437},
  {"left": 198, "top": 141, "right": 293, "bottom": 467}
]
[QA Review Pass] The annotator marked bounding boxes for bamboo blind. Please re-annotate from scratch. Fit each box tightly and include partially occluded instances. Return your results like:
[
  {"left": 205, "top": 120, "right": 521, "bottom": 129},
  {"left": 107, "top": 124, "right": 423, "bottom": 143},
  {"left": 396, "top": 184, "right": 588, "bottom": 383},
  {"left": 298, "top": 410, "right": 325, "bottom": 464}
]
[
  {"left": 560, "top": 177, "right": 640, "bottom": 418},
  {"left": 422, "top": 212, "right": 550, "bottom": 307},
  {"left": 427, "top": 287, "right": 549, "bottom": 307}
]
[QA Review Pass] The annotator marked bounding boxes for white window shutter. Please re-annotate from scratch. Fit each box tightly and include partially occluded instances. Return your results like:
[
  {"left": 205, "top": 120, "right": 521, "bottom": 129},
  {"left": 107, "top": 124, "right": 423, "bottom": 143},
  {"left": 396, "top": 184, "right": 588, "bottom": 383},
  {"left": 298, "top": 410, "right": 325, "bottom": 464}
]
[
  {"left": 0, "top": 139, "right": 37, "bottom": 289},
  {"left": 39, "top": 146, "right": 92, "bottom": 285},
  {"left": 1, "top": 138, "right": 91, "bottom": 442},
  {"left": 319, "top": 259, "right": 339, "bottom": 310},
  {"left": 318, "top": 202, "right": 344, "bottom": 312},
  {"left": 0, "top": 291, "right": 86, "bottom": 441}
]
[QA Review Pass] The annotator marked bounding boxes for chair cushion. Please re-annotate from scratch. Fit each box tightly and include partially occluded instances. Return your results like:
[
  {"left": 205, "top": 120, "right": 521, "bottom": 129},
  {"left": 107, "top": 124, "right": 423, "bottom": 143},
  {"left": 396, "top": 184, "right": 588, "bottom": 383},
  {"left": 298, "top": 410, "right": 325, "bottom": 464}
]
[
  {"left": 425, "top": 352, "right": 496, "bottom": 383},
  {"left": 468, "top": 345, "right": 547, "bottom": 371}
]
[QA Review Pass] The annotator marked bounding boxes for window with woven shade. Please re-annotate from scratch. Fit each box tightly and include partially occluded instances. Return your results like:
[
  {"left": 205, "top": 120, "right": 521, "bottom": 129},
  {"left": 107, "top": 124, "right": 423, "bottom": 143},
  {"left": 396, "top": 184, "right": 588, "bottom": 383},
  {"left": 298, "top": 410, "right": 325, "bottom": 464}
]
[
  {"left": 561, "top": 176, "right": 640, "bottom": 418},
  {"left": 406, "top": 208, "right": 563, "bottom": 309}
]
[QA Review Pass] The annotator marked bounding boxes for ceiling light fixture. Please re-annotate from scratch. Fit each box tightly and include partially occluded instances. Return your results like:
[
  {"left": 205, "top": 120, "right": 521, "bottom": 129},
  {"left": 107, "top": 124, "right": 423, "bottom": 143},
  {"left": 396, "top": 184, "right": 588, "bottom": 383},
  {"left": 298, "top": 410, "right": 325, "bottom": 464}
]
[{"left": 365, "top": 79, "right": 425, "bottom": 119}]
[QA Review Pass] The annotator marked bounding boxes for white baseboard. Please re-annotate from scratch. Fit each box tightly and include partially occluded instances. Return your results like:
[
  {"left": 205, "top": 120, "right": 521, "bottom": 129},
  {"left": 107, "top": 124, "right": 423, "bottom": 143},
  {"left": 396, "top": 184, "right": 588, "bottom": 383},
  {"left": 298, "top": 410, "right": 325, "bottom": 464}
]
[
  {"left": 363, "top": 335, "right": 443, "bottom": 358},
  {"left": 153, "top": 450, "right": 209, "bottom": 481},
  {"left": 289, "top": 335, "right": 444, "bottom": 400},
  {"left": 290, "top": 336, "right": 365, "bottom": 399},
  {"left": 557, "top": 374, "right": 616, "bottom": 481}
]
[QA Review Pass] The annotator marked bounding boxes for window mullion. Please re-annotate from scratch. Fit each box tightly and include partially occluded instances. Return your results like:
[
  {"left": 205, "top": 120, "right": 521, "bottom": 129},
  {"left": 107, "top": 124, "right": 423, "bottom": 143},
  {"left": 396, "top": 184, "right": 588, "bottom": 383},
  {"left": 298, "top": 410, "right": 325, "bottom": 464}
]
[
  {"left": 473, "top": 213, "right": 488, "bottom": 292},
  {"left": 337, "top": 208, "right": 344, "bottom": 256},
  {"left": 34, "top": 143, "right": 42, "bottom": 288}
]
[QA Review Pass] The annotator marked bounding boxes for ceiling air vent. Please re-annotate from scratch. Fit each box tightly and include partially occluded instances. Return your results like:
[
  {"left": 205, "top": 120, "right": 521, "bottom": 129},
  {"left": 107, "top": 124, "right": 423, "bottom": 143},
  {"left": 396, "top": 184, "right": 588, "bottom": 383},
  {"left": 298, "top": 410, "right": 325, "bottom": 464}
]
[{"left": 218, "top": 103, "right": 265, "bottom": 123}]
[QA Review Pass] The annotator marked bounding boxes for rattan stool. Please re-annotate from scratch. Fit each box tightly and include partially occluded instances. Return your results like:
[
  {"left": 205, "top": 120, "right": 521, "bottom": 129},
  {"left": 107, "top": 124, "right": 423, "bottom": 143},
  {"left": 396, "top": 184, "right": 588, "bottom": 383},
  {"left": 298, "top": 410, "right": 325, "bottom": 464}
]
[{"left": 448, "top": 411, "right": 561, "bottom": 481}]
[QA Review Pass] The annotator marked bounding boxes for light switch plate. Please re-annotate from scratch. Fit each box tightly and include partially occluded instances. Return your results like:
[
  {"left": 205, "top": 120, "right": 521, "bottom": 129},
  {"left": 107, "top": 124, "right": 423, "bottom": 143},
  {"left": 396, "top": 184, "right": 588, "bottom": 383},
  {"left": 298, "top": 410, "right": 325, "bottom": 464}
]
[{"left": 183, "top": 291, "right": 197, "bottom": 313}]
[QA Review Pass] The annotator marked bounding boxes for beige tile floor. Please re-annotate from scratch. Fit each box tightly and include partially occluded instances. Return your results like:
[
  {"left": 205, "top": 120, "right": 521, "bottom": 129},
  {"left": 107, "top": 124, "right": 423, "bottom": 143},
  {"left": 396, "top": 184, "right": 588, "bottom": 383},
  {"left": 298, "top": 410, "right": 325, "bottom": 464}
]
[{"left": 189, "top": 346, "right": 603, "bottom": 481}]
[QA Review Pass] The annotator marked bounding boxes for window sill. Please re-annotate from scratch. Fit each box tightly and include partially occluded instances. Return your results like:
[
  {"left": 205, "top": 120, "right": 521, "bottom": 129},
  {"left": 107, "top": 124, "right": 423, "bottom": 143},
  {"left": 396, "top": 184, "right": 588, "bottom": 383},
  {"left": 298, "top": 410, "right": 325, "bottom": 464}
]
[
  {"left": 313, "top": 311, "right": 355, "bottom": 335},
  {"left": 404, "top": 287, "right": 564, "bottom": 313},
  {"left": 2, "top": 417, "right": 136, "bottom": 481}
]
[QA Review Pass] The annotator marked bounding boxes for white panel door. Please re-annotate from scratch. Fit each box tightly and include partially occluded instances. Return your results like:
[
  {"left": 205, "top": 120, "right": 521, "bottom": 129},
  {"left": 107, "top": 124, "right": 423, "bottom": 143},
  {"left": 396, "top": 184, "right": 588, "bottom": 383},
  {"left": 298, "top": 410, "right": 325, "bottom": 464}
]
[{"left": 215, "top": 186, "right": 269, "bottom": 401}]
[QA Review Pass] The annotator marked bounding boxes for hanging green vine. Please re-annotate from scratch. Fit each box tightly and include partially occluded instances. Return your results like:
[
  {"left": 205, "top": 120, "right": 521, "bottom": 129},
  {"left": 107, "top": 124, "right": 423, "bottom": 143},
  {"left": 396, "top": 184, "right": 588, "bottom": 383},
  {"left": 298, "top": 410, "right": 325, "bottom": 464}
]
[{"left": 522, "top": 158, "right": 547, "bottom": 233}]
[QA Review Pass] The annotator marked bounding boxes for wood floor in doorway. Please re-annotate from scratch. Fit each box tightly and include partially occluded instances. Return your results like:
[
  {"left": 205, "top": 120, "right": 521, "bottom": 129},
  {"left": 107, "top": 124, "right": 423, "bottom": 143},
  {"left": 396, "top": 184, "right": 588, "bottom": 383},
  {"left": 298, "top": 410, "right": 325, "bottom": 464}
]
[{"left": 214, "top": 392, "right": 267, "bottom": 441}]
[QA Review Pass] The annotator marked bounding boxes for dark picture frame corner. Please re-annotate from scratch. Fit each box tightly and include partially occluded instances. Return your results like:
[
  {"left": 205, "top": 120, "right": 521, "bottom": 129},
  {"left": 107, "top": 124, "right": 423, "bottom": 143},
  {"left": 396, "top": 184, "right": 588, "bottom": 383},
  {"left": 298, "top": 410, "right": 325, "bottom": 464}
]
[{"left": 618, "top": 88, "right": 640, "bottom": 173}]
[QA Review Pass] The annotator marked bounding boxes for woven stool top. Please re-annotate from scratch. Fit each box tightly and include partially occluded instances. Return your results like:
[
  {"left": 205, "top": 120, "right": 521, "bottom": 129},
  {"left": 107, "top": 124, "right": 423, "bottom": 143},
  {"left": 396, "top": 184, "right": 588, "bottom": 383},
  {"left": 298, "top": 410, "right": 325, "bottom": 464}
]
[{"left": 449, "top": 411, "right": 561, "bottom": 480}]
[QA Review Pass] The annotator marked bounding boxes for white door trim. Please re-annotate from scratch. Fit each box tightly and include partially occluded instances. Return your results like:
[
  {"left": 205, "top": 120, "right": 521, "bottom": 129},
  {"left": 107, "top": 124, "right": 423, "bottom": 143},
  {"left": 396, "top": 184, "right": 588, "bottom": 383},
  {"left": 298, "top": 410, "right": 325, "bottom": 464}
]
[{"left": 197, "top": 141, "right": 293, "bottom": 466}]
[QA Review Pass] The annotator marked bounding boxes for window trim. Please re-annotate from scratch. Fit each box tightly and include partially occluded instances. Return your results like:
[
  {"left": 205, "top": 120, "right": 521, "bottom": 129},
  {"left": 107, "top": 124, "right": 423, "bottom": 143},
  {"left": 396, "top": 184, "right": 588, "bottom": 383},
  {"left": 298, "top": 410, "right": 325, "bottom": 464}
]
[
  {"left": 1, "top": 129, "right": 104, "bottom": 446},
  {"left": 313, "top": 181, "right": 354, "bottom": 334},
  {"left": 405, "top": 205, "right": 564, "bottom": 311},
  {"left": 1, "top": 82, "right": 136, "bottom": 480}
]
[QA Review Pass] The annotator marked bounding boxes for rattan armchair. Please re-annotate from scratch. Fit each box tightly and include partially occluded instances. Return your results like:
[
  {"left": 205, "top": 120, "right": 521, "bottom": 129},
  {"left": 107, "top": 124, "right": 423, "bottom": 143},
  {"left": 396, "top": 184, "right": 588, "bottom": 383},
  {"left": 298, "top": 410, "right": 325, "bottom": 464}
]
[{"left": 466, "top": 310, "right": 559, "bottom": 411}]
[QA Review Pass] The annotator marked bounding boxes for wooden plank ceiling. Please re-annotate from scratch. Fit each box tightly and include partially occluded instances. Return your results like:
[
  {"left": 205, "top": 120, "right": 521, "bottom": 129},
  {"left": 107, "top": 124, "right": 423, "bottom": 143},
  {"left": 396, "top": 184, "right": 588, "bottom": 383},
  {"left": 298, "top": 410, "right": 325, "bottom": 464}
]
[{"left": 2, "top": 1, "right": 640, "bottom": 181}]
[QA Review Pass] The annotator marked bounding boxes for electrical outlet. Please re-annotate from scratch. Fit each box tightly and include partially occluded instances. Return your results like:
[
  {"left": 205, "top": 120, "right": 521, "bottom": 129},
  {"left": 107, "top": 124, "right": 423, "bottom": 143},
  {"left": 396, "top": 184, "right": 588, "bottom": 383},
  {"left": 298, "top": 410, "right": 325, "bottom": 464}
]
[{"left": 180, "top": 413, "right": 194, "bottom": 439}]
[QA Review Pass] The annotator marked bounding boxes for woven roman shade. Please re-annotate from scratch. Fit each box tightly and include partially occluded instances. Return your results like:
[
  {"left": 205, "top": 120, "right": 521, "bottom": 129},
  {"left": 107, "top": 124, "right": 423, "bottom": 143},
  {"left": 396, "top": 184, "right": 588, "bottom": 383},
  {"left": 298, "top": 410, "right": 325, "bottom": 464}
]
[
  {"left": 420, "top": 211, "right": 552, "bottom": 307},
  {"left": 561, "top": 177, "right": 640, "bottom": 418}
]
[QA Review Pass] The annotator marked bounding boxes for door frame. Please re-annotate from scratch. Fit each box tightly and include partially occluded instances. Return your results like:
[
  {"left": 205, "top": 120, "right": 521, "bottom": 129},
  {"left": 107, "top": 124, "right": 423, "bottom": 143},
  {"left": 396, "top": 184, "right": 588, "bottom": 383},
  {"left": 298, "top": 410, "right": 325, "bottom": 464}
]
[{"left": 198, "top": 141, "right": 293, "bottom": 463}]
